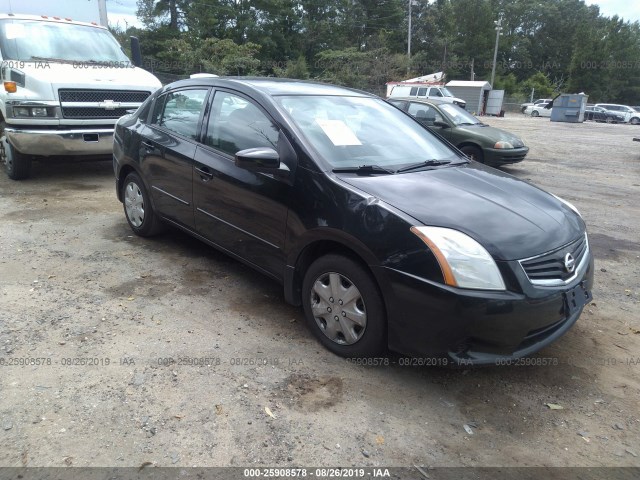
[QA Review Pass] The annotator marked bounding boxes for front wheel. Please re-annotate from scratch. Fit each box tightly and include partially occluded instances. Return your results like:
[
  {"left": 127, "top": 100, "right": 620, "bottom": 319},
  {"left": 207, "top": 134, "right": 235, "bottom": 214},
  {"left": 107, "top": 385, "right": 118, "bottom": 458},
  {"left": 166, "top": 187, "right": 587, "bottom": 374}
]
[
  {"left": 302, "top": 254, "right": 386, "bottom": 358},
  {"left": 460, "top": 145, "right": 484, "bottom": 163},
  {"left": 121, "top": 172, "right": 166, "bottom": 237},
  {"left": 531, "top": 110, "right": 539, "bottom": 117},
  {"left": 630, "top": 117, "right": 640, "bottom": 125},
  {"left": 1, "top": 124, "right": 32, "bottom": 180}
]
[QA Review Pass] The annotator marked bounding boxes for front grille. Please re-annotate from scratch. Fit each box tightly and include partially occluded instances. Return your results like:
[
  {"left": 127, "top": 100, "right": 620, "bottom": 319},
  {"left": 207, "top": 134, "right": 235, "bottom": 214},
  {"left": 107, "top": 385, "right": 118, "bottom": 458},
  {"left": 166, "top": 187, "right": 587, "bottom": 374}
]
[
  {"left": 61, "top": 107, "right": 131, "bottom": 119},
  {"left": 59, "top": 89, "right": 150, "bottom": 103},
  {"left": 520, "top": 234, "right": 588, "bottom": 285}
]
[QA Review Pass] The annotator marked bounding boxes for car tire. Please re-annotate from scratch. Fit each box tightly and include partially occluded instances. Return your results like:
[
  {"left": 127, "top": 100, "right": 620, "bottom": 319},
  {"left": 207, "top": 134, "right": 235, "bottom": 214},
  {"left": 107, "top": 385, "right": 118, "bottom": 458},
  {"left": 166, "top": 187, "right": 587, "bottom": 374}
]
[
  {"left": 460, "top": 145, "right": 484, "bottom": 163},
  {"left": 121, "top": 172, "right": 166, "bottom": 237},
  {"left": 631, "top": 117, "right": 640, "bottom": 125},
  {"left": 302, "top": 254, "right": 386, "bottom": 358},
  {"left": 1, "top": 123, "right": 32, "bottom": 180},
  {"left": 531, "top": 110, "right": 539, "bottom": 117}
]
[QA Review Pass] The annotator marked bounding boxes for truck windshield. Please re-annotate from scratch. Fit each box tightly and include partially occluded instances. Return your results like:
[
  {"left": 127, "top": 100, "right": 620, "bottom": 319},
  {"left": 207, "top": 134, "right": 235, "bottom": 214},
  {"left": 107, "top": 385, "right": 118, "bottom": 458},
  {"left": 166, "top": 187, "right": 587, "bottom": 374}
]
[
  {"left": 0, "top": 19, "right": 129, "bottom": 63},
  {"left": 441, "top": 87, "right": 454, "bottom": 97}
]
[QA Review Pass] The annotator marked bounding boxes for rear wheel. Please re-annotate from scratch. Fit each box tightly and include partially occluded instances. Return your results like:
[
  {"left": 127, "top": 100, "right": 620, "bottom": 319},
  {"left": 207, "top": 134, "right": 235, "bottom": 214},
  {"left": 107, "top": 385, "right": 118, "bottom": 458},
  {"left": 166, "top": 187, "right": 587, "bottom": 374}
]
[
  {"left": 1, "top": 122, "right": 32, "bottom": 180},
  {"left": 121, "top": 172, "right": 166, "bottom": 236},
  {"left": 302, "top": 254, "right": 386, "bottom": 358},
  {"left": 460, "top": 145, "right": 484, "bottom": 163}
]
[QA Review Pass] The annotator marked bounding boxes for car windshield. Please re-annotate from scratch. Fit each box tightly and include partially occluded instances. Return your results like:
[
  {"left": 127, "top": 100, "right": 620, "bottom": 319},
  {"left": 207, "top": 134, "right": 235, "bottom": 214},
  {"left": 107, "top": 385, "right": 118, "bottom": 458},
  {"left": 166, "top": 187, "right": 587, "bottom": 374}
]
[
  {"left": 440, "top": 87, "right": 454, "bottom": 98},
  {"left": 439, "top": 103, "right": 482, "bottom": 126},
  {"left": 0, "top": 19, "right": 130, "bottom": 63},
  {"left": 276, "top": 95, "right": 459, "bottom": 170}
]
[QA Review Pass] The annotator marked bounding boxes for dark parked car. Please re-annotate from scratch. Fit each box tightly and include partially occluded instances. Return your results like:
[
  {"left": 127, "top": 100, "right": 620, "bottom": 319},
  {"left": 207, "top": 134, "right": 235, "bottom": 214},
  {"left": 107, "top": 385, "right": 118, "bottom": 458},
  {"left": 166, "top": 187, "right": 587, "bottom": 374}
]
[
  {"left": 584, "top": 106, "right": 624, "bottom": 123},
  {"left": 388, "top": 98, "right": 528, "bottom": 165},
  {"left": 113, "top": 78, "right": 593, "bottom": 364}
]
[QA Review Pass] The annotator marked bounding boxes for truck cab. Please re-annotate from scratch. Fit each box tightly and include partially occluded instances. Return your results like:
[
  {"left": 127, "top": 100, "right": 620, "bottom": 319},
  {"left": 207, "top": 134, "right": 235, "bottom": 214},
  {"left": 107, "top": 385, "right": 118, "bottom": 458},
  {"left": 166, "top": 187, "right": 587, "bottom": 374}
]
[{"left": 0, "top": 12, "right": 161, "bottom": 179}]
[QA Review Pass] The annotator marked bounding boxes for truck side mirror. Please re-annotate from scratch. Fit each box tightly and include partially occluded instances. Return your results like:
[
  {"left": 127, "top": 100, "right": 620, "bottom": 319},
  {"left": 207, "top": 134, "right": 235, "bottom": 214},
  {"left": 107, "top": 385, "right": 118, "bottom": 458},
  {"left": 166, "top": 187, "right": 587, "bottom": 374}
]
[{"left": 130, "top": 36, "right": 142, "bottom": 68}]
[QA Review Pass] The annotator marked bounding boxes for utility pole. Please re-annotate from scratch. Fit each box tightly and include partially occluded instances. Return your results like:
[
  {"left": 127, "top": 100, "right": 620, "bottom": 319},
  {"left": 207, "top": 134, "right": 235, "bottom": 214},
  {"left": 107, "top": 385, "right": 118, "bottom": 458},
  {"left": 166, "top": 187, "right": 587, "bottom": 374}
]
[
  {"left": 407, "top": 0, "right": 412, "bottom": 75},
  {"left": 490, "top": 15, "right": 503, "bottom": 88}
]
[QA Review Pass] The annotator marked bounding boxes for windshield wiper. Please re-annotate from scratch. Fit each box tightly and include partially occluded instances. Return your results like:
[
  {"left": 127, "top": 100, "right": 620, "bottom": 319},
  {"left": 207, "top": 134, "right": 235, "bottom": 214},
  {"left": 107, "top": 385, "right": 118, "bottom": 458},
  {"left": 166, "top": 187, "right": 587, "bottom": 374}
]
[
  {"left": 396, "top": 159, "right": 452, "bottom": 173},
  {"left": 332, "top": 165, "right": 394, "bottom": 175},
  {"left": 457, "top": 122, "right": 480, "bottom": 126},
  {"left": 30, "top": 56, "right": 73, "bottom": 63}
]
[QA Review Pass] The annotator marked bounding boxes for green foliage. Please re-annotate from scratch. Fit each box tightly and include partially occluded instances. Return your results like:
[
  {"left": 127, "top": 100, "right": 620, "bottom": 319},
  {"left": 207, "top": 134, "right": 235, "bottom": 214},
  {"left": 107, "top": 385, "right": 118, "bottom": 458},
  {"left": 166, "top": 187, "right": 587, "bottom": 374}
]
[
  {"left": 274, "top": 56, "right": 310, "bottom": 79},
  {"left": 129, "top": 0, "right": 640, "bottom": 103},
  {"left": 493, "top": 73, "right": 519, "bottom": 95},
  {"left": 520, "top": 72, "right": 555, "bottom": 98}
]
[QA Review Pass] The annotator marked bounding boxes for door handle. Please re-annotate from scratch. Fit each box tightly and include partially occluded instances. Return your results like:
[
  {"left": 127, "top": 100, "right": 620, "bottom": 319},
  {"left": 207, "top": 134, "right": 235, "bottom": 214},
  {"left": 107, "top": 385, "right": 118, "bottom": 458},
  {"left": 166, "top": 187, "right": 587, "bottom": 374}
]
[
  {"left": 195, "top": 166, "right": 214, "bottom": 181},
  {"left": 142, "top": 140, "right": 154, "bottom": 151}
]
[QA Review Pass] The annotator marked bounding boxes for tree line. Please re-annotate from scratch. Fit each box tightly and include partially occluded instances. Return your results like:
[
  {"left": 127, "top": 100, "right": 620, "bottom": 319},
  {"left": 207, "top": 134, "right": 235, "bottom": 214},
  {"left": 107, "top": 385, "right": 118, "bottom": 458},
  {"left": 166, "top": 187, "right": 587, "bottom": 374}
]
[{"left": 109, "top": 0, "right": 640, "bottom": 103}]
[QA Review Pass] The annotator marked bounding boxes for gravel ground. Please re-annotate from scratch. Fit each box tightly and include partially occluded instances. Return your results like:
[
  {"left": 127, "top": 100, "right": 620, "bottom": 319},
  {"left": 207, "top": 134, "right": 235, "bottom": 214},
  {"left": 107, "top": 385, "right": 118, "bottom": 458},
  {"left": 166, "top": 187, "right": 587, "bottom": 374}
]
[{"left": 0, "top": 115, "right": 639, "bottom": 470}]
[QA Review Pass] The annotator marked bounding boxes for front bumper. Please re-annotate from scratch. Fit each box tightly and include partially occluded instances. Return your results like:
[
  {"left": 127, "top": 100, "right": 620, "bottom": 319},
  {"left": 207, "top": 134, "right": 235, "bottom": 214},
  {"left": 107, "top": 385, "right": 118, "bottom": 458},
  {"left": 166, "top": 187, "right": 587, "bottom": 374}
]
[
  {"left": 5, "top": 127, "right": 114, "bottom": 156},
  {"left": 375, "top": 251, "right": 594, "bottom": 365},
  {"left": 484, "top": 146, "right": 529, "bottom": 165}
]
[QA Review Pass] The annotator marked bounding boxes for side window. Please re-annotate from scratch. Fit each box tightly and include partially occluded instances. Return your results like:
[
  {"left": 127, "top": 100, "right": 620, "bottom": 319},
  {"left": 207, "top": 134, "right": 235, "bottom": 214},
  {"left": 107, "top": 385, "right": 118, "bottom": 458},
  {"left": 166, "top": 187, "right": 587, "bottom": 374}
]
[
  {"left": 388, "top": 100, "right": 407, "bottom": 110},
  {"left": 151, "top": 94, "right": 166, "bottom": 125},
  {"left": 136, "top": 96, "right": 154, "bottom": 124},
  {"left": 407, "top": 103, "right": 444, "bottom": 125},
  {"left": 154, "top": 89, "right": 209, "bottom": 140},
  {"left": 205, "top": 91, "right": 279, "bottom": 156},
  {"left": 409, "top": 87, "right": 418, "bottom": 96},
  {"left": 431, "top": 88, "right": 444, "bottom": 97},
  {"left": 417, "top": 87, "right": 428, "bottom": 97}
]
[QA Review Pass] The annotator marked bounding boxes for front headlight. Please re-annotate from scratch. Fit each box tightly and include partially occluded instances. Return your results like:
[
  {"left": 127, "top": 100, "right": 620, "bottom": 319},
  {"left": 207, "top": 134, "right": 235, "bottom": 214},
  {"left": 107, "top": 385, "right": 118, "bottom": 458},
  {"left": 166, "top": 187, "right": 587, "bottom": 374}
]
[
  {"left": 494, "top": 140, "right": 514, "bottom": 149},
  {"left": 13, "top": 107, "right": 31, "bottom": 117},
  {"left": 411, "top": 226, "right": 506, "bottom": 290},
  {"left": 551, "top": 193, "right": 582, "bottom": 218}
]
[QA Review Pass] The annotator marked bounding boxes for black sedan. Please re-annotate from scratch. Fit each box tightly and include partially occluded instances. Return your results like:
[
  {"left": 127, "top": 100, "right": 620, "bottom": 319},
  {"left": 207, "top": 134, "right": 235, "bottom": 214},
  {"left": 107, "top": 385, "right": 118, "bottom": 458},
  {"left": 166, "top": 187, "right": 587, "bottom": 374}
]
[
  {"left": 584, "top": 106, "right": 624, "bottom": 123},
  {"left": 113, "top": 78, "right": 593, "bottom": 365}
]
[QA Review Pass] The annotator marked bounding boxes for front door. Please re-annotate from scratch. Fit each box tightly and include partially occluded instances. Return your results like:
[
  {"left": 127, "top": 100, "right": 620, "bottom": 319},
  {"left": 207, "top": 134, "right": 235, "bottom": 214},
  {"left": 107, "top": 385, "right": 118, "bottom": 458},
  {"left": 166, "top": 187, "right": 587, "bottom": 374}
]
[{"left": 193, "top": 90, "right": 290, "bottom": 278}]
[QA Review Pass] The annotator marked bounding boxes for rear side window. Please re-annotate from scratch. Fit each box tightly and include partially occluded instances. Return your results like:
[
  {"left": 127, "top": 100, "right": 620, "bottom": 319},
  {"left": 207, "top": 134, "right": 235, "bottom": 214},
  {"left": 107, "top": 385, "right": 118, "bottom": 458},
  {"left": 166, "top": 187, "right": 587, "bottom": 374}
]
[
  {"left": 409, "top": 87, "right": 418, "bottom": 96},
  {"left": 417, "top": 87, "right": 428, "bottom": 97},
  {"left": 153, "top": 89, "right": 209, "bottom": 140},
  {"left": 205, "top": 91, "right": 279, "bottom": 156}
]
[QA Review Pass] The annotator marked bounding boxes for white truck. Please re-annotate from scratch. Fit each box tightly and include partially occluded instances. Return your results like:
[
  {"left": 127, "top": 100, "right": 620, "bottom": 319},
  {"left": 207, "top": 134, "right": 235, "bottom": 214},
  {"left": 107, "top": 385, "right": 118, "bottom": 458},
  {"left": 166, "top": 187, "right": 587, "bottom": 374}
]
[{"left": 0, "top": 0, "right": 161, "bottom": 179}]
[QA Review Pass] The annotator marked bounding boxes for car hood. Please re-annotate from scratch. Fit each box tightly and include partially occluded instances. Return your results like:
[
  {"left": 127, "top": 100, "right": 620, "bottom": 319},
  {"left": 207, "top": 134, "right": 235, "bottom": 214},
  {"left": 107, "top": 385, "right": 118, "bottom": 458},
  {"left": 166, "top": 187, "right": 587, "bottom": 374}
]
[
  {"left": 454, "top": 125, "right": 525, "bottom": 147},
  {"left": 340, "top": 163, "right": 584, "bottom": 261}
]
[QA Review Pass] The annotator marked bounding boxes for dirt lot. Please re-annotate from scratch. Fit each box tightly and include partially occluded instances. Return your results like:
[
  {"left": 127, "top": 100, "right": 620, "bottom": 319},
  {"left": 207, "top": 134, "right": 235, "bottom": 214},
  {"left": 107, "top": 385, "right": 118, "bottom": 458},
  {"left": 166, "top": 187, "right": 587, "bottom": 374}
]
[{"left": 0, "top": 115, "right": 639, "bottom": 471}]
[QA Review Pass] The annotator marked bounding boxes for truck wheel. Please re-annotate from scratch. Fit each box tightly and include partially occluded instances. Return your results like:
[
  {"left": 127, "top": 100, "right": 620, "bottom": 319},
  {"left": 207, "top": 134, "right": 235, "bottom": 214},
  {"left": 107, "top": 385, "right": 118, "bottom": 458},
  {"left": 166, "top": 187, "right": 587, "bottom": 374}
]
[{"left": 1, "top": 126, "right": 32, "bottom": 180}]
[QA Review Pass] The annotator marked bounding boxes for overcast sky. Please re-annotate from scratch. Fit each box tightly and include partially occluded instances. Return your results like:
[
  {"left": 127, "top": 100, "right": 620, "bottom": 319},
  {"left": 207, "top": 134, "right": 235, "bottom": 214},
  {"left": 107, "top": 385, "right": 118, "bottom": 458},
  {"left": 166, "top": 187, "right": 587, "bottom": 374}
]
[{"left": 106, "top": 0, "right": 640, "bottom": 29}]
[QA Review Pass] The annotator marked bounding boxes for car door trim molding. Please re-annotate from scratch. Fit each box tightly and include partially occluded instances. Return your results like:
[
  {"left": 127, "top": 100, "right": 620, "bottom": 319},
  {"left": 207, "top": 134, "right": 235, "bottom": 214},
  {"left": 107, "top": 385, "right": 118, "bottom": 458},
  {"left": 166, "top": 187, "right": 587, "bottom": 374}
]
[
  {"left": 151, "top": 185, "right": 190, "bottom": 206},
  {"left": 196, "top": 207, "right": 280, "bottom": 250}
]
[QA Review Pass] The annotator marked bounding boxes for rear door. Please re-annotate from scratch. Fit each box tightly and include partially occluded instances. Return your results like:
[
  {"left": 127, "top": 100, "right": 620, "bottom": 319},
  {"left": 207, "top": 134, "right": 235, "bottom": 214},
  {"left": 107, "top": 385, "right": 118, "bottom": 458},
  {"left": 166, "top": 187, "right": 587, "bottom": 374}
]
[
  {"left": 140, "top": 88, "right": 210, "bottom": 229},
  {"left": 192, "top": 90, "right": 291, "bottom": 278}
]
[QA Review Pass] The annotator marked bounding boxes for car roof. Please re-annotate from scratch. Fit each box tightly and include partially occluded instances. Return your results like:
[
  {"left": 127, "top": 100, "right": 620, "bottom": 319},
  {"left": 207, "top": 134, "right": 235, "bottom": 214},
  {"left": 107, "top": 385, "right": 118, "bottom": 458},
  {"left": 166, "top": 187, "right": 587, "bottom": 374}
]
[
  {"left": 387, "top": 97, "right": 449, "bottom": 106},
  {"left": 160, "top": 77, "right": 371, "bottom": 98}
]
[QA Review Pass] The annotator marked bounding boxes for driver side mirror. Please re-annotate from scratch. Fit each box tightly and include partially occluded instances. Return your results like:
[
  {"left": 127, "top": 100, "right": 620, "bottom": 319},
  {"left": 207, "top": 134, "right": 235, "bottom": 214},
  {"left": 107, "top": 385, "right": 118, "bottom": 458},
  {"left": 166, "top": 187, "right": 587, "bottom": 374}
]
[
  {"left": 432, "top": 121, "right": 450, "bottom": 129},
  {"left": 235, "top": 147, "right": 291, "bottom": 176}
]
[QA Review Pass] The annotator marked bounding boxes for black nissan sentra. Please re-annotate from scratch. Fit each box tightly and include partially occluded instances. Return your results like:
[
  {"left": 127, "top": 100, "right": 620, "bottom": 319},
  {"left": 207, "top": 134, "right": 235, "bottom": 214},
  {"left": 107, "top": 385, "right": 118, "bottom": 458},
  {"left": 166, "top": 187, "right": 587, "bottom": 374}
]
[{"left": 113, "top": 78, "right": 593, "bottom": 365}]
